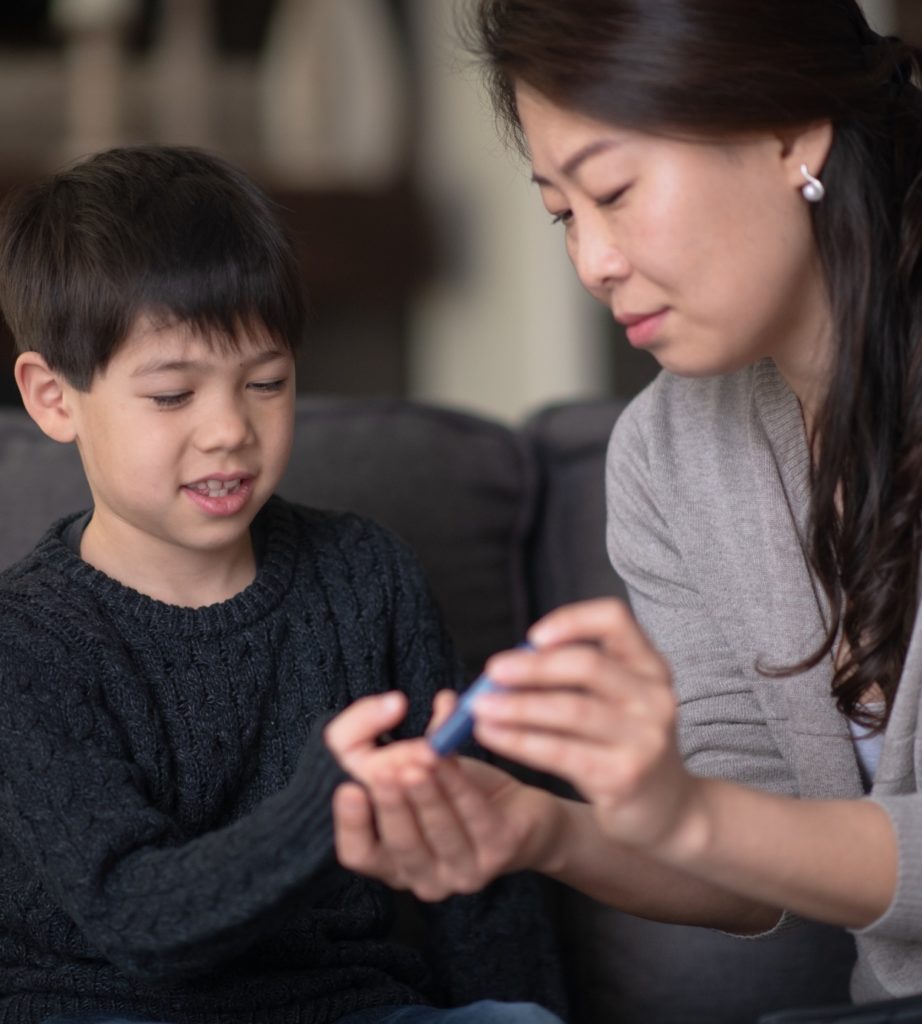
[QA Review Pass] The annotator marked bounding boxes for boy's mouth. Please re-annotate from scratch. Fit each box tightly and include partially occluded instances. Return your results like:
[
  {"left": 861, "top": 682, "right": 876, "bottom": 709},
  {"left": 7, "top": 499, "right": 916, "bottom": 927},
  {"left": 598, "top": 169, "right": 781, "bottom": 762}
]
[{"left": 185, "top": 477, "right": 248, "bottom": 498}]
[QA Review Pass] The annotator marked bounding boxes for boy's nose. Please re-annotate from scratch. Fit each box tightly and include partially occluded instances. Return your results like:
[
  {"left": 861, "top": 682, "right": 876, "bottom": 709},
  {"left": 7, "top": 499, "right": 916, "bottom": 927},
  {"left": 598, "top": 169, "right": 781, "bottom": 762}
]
[{"left": 194, "top": 402, "right": 254, "bottom": 452}]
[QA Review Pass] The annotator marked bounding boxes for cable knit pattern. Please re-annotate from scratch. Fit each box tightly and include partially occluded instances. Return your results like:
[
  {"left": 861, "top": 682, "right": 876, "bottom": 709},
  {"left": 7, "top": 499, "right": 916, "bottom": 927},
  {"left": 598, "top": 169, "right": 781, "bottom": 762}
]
[{"left": 0, "top": 497, "right": 564, "bottom": 1024}]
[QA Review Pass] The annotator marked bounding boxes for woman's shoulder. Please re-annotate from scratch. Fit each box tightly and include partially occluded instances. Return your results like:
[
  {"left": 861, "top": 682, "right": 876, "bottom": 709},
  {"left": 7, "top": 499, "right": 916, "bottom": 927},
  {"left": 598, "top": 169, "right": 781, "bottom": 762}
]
[{"left": 607, "top": 363, "right": 769, "bottom": 531}]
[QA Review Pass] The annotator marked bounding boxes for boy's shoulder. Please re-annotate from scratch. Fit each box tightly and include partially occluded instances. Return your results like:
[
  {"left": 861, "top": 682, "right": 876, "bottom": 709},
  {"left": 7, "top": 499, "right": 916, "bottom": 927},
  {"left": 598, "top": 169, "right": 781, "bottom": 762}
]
[{"left": 279, "top": 496, "right": 422, "bottom": 577}]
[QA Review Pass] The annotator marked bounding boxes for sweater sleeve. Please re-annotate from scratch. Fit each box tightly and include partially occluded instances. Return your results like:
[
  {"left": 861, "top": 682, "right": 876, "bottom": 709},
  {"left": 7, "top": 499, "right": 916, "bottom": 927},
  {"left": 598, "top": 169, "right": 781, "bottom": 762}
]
[
  {"left": 0, "top": 648, "right": 348, "bottom": 983},
  {"left": 605, "top": 394, "right": 798, "bottom": 797}
]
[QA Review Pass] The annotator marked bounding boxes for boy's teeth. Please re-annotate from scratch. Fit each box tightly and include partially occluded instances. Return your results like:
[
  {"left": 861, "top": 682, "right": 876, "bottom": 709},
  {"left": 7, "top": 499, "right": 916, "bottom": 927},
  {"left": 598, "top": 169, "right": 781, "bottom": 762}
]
[{"left": 192, "top": 478, "right": 242, "bottom": 497}]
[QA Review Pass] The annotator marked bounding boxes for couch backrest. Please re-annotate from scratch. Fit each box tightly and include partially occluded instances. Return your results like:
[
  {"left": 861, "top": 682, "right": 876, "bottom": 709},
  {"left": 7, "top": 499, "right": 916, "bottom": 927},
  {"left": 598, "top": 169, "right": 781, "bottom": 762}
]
[{"left": 0, "top": 395, "right": 625, "bottom": 675}]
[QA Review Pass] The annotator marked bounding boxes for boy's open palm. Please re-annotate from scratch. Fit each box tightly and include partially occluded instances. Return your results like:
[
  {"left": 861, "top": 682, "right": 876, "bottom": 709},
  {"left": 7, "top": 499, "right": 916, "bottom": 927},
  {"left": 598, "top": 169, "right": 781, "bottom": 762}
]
[{"left": 326, "top": 691, "right": 553, "bottom": 900}]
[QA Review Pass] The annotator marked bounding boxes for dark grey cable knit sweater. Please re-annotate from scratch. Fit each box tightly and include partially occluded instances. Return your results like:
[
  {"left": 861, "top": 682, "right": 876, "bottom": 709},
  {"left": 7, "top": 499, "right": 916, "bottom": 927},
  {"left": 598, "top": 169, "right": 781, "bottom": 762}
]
[{"left": 0, "top": 496, "right": 565, "bottom": 1024}]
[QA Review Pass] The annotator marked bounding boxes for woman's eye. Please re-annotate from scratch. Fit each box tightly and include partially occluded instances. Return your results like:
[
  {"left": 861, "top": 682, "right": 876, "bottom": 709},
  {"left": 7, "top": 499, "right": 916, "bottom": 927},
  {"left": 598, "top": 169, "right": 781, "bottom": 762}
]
[
  {"left": 248, "top": 378, "right": 288, "bottom": 394},
  {"left": 598, "top": 186, "right": 629, "bottom": 209},
  {"left": 151, "top": 392, "right": 191, "bottom": 409},
  {"left": 550, "top": 210, "right": 572, "bottom": 226}
]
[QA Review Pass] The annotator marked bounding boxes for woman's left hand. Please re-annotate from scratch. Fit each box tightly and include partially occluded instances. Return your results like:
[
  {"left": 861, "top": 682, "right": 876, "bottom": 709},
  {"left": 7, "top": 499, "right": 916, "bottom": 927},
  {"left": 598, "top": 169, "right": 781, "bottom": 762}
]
[{"left": 474, "top": 598, "right": 703, "bottom": 857}]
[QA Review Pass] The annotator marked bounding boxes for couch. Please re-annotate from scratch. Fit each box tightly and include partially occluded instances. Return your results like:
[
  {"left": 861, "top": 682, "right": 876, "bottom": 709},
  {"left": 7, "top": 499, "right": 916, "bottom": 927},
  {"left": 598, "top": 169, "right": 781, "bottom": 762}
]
[{"left": 0, "top": 394, "right": 856, "bottom": 1023}]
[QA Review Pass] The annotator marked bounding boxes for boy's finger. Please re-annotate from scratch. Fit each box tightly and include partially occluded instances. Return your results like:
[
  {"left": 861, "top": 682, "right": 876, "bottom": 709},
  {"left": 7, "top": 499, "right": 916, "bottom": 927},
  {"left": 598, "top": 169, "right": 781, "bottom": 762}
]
[
  {"left": 401, "top": 770, "right": 476, "bottom": 868},
  {"left": 332, "top": 782, "right": 384, "bottom": 874},
  {"left": 425, "top": 689, "right": 458, "bottom": 734},
  {"left": 433, "top": 758, "right": 505, "bottom": 848},
  {"left": 325, "top": 692, "right": 408, "bottom": 763},
  {"left": 370, "top": 784, "right": 437, "bottom": 875}
]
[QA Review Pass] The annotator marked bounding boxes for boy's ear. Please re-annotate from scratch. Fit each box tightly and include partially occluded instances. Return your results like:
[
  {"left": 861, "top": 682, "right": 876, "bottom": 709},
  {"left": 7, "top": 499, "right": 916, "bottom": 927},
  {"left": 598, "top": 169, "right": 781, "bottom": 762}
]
[{"left": 14, "top": 352, "right": 78, "bottom": 443}]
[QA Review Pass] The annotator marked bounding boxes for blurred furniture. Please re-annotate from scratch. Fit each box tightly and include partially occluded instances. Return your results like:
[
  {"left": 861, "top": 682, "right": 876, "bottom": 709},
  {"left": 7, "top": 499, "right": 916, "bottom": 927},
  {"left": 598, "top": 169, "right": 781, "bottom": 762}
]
[
  {"left": 0, "top": 0, "right": 432, "bottom": 401},
  {"left": 0, "top": 393, "right": 857, "bottom": 1023},
  {"left": 894, "top": 0, "right": 922, "bottom": 46}
]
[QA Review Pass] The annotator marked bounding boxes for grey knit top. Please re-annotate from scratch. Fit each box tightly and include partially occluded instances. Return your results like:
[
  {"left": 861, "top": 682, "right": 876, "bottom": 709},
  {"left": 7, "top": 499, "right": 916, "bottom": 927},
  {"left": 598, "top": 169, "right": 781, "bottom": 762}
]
[
  {"left": 606, "top": 359, "right": 922, "bottom": 1002},
  {"left": 0, "top": 496, "right": 564, "bottom": 1024}
]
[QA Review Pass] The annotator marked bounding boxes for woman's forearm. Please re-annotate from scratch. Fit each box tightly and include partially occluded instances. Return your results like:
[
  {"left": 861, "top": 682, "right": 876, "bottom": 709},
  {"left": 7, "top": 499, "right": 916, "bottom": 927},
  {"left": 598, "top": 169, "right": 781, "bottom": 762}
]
[
  {"left": 530, "top": 780, "right": 897, "bottom": 932},
  {"left": 661, "top": 778, "right": 897, "bottom": 929},
  {"left": 530, "top": 790, "right": 782, "bottom": 933}
]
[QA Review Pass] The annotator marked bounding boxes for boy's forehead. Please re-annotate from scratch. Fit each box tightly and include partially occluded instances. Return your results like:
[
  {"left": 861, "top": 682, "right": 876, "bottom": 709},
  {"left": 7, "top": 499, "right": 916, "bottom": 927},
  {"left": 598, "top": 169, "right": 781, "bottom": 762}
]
[{"left": 118, "top": 315, "right": 286, "bottom": 375}]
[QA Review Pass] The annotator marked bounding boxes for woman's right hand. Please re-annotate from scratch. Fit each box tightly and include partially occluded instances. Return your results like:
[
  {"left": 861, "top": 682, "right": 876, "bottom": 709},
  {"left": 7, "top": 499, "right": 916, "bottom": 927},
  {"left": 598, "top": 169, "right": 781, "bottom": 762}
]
[{"left": 331, "top": 692, "right": 562, "bottom": 901}]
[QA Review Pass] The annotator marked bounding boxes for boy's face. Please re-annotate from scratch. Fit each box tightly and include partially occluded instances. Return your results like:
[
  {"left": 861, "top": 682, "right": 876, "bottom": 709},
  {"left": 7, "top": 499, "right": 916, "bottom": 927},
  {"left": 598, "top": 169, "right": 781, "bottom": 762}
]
[{"left": 62, "top": 316, "right": 296, "bottom": 593}]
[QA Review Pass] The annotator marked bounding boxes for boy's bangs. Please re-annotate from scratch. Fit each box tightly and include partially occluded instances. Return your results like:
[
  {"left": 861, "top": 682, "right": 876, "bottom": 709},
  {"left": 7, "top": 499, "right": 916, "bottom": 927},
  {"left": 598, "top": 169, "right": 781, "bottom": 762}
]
[{"left": 137, "top": 259, "right": 303, "bottom": 358}]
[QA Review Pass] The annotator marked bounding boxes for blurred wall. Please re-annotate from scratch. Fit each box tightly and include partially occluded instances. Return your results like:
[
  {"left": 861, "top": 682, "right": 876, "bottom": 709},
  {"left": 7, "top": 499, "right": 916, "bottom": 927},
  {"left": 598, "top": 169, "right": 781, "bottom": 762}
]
[
  {"left": 0, "top": 0, "right": 906, "bottom": 421},
  {"left": 407, "top": 0, "right": 613, "bottom": 422}
]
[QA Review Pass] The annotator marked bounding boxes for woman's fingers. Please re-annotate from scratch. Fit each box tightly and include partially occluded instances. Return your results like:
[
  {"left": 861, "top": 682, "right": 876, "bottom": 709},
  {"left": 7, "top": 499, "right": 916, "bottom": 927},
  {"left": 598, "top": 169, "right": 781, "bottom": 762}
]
[
  {"left": 528, "top": 597, "right": 665, "bottom": 673},
  {"left": 475, "top": 712, "right": 659, "bottom": 789}
]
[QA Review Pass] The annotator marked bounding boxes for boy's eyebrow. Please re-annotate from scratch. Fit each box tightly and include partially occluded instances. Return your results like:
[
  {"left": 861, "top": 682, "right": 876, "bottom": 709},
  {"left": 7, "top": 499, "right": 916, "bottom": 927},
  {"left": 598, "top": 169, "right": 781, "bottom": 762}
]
[{"left": 129, "top": 348, "right": 287, "bottom": 378}]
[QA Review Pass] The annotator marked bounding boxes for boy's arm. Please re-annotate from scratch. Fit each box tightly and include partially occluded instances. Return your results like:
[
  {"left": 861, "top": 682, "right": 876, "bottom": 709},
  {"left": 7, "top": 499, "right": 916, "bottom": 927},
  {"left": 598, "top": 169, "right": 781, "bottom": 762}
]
[{"left": 0, "top": 650, "right": 348, "bottom": 982}]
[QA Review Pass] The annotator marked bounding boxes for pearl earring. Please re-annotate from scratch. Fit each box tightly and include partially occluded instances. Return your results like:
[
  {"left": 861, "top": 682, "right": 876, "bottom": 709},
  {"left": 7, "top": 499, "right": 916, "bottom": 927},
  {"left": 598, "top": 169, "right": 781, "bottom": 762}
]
[{"left": 800, "top": 164, "right": 825, "bottom": 203}]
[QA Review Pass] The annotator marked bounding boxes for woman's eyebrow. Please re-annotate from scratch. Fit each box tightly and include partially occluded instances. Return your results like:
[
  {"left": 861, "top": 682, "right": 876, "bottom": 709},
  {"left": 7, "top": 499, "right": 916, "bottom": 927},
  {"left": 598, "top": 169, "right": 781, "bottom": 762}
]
[{"left": 531, "top": 138, "right": 621, "bottom": 186}]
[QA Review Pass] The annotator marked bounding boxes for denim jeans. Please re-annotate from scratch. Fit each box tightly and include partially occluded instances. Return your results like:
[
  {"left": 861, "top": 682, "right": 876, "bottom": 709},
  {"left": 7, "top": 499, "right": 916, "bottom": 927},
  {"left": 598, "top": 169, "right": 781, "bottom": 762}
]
[
  {"left": 335, "top": 1002, "right": 564, "bottom": 1024},
  {"left": 43, "top": 1003, "right": 563, "bottom": 1024}
]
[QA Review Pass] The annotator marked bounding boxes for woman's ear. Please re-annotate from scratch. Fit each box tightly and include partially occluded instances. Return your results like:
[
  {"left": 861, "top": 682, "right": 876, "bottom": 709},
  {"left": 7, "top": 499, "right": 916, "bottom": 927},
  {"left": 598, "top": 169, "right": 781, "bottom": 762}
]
[
  {"left": 15, "top": 352, "right": 78, "bottom": 443},
  {"left": 777, "top": 120, "right": 834, "bottom": 191}
]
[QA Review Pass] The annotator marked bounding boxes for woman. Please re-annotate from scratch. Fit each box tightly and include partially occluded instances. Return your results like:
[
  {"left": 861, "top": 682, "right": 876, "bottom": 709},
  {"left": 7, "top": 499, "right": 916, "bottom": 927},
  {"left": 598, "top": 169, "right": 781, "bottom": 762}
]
[{"left": 326, "top": 0, "right": 922, "bottom": 1007}]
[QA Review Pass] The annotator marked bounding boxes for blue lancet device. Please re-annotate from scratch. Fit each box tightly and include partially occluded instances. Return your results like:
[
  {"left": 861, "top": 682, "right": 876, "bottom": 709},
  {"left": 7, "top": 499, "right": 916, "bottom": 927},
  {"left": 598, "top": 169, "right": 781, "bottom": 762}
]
[{"left": 429, "top": 642, "right": 534, "bottom": 757}]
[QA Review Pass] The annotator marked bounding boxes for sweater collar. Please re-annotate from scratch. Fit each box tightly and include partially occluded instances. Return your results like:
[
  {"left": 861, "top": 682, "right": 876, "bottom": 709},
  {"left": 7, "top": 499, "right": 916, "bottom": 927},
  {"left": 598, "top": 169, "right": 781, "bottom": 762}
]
[{"left": 37, "top": 495, "right": 299, "bottom": 639}]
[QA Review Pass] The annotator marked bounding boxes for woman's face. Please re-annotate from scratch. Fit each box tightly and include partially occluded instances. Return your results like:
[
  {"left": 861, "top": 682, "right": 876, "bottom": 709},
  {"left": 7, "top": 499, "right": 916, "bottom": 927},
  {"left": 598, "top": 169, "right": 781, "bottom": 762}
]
[{"left": 516, "top": 85, "right": 833, "bottom": 383}]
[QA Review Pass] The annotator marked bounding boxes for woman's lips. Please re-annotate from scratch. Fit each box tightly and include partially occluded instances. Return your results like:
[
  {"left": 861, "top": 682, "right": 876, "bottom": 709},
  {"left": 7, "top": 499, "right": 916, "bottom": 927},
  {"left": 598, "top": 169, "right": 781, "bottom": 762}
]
[{"left": 619, "top": 309, "right": 668, "bottom": 348}]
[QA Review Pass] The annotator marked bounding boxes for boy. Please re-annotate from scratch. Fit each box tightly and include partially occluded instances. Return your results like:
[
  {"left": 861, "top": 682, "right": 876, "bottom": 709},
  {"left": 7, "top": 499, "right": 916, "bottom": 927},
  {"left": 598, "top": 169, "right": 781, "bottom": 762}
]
[{"left": 0, "top": 146, "right": 565, "bottom": 1024}]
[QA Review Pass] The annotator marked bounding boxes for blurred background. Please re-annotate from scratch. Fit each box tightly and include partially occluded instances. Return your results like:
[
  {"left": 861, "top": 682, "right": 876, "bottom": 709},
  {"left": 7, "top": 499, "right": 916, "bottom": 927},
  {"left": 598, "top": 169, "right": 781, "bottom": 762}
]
[{"left": 0, "top": 0, "right": 912, "bottom": 421}]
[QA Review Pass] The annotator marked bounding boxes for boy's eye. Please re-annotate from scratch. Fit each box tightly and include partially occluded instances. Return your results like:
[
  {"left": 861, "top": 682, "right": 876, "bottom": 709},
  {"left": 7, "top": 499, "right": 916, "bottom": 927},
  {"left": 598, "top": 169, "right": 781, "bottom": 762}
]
[
  {"left": 151, "top": 392, "right": 191, "bottom": 409},
  {"left": 248, "top": 378, "right": 288, "bottom": 394}
]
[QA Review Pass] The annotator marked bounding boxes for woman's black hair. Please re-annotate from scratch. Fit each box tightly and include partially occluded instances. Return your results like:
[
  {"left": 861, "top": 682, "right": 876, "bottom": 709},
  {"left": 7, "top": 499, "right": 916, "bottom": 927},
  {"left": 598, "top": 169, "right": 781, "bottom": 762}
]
[
  {"left": 0, "top": 145, "right": 307, "bottom": 390},
  {"left": 469, "top": 0, "right": 922, "bottom": 730}
]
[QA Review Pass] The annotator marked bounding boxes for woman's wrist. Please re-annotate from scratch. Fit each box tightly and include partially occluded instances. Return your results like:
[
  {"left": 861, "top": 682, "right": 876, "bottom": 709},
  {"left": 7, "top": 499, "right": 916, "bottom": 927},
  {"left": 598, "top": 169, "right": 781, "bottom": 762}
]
[
  {"left": 646, "top": 775, "right": 716, "bottom": 869},
  {"left": 515, "top": 787, "right": 573, "bottom": 876}
]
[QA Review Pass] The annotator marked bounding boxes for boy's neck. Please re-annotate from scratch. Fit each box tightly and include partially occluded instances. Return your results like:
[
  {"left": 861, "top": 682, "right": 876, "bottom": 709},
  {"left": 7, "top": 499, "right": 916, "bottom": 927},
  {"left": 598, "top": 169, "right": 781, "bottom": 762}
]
[{"left": 78, "top": 513, "right": 258, "bottom": 608}]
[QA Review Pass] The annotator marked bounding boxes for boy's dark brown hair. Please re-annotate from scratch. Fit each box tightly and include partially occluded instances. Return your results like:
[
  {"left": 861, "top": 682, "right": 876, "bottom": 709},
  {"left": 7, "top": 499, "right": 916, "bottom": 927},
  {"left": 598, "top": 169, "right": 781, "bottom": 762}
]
[{"left": 0, "top": 145, "right": 307, "bottom": 390}]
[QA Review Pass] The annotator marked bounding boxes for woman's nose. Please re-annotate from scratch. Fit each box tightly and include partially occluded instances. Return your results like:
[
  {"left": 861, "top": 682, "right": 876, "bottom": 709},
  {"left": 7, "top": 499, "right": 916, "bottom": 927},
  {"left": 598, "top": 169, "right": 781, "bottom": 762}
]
[{"left": 571, "top": 220, "right": 630, "bottom": 295}]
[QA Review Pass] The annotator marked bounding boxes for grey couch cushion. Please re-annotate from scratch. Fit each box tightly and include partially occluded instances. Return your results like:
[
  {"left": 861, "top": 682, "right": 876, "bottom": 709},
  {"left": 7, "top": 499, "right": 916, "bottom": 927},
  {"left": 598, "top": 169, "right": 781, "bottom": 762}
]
[
  {"left": 523, "top": 398, "right": 628, "bottom": 618},
  {"left": 0, "top": 407, "right": 90, "bottom": 568},
  {"left": 558, "top": 888, "right": 854, "bottom": 1024},
  {"left": 279, "top": 396, "right": 537, "bottom": 676}
]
